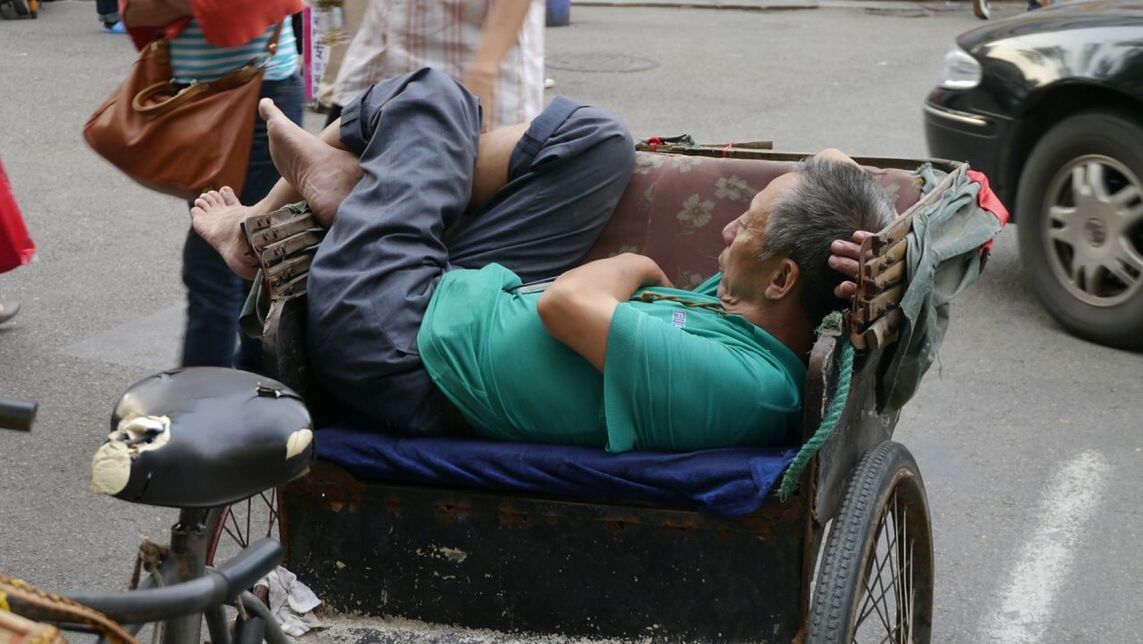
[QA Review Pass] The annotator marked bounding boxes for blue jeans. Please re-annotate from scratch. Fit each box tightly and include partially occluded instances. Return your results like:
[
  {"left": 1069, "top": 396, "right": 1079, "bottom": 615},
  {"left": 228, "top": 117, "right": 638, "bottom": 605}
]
[
  {"left": 95, "top": 0, "right": 119, "bottom": 24},
  {"left": 182, "top": 75, "right": 304, "bottom": 372}
]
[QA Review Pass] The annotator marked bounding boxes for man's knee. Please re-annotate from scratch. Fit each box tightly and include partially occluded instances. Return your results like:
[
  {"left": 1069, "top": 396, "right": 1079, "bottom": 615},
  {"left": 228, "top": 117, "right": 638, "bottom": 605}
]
[
  {"left": 407, "top": 67, "right": 471, "bottom": 104},
  {"left": 567, "top": 107, "right": 634, "bottom": 151},
  {"left": 346, "top": 67, "right": 479, "bottom": 152},
  {"left": 559, "top": 106, "right": 636, "bottom": 181}
]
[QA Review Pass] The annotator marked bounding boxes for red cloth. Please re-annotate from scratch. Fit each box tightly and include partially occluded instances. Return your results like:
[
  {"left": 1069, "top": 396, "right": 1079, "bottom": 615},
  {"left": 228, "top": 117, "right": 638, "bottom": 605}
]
[
  {"left": 122, "top": 0, "right": 303, "bottom": 50},
  {"left": 0, "top": 158, "right": 36, "bottom": 274},
  {"left": 967, "top": 169, "right": 1008, "bottom": 255},
  {"left": 967, "top": 169, "right": 1009, "bottom": 226}
]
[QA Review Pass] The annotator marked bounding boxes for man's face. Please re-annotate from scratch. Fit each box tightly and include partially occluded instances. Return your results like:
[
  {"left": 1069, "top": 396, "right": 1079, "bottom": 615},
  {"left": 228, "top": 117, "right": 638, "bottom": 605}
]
[{"left": 717, "top": 172, "right": 800, "bottom": 300}]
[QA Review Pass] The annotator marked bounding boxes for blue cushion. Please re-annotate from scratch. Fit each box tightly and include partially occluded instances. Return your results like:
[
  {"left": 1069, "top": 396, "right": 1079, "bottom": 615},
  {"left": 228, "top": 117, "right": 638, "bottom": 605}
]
[{"left": 316, "top": 425, "right": 798, "bottom": 517}]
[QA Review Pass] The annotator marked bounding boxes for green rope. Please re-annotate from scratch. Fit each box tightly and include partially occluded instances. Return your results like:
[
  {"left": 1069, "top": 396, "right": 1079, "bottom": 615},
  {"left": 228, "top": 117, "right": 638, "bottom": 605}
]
[{"left": 777, "top": 313, "right": 856, "bottom": 501}]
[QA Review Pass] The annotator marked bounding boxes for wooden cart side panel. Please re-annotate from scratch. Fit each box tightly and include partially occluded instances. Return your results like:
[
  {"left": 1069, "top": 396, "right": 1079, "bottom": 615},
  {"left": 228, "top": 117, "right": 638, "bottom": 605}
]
[
  {"left": 798, "top": 331, "right": 835, "bottom": 633},
  {"left": 285, "top": 467, "right": 809, "bottom": 642},
  {"left": 811, "top": 343, "right": 899, "bottom": 524}
]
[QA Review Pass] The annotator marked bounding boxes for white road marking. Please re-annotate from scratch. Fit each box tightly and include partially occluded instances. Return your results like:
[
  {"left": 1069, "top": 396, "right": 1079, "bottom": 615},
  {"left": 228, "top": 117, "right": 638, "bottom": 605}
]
[{"left": 981, "top": 451, "right": 1110, "bottom": 643}]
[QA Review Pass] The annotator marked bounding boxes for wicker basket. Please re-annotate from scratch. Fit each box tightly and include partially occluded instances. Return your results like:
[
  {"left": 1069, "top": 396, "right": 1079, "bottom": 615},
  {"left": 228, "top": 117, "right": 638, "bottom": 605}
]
[{"left": 0, "top": 610, "right": 66, "bottom": 644}]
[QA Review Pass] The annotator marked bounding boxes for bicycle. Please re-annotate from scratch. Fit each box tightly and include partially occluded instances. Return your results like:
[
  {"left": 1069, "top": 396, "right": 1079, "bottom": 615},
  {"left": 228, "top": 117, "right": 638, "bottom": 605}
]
[{"left": 0, "top": 366, "right": 315, "bottom": 644}]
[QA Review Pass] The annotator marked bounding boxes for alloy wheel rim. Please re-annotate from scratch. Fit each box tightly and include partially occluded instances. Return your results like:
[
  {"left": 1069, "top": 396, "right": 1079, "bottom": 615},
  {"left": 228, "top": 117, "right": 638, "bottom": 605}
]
[{"left": 1042, "top": 154, "right": 1143, "bottom": 308}]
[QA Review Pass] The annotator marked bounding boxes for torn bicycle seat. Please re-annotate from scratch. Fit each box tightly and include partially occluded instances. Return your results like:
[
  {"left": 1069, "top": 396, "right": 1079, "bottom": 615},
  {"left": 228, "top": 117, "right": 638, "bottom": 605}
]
[{"left": 91, "top": 367, "right": 314, "bottom": 508}]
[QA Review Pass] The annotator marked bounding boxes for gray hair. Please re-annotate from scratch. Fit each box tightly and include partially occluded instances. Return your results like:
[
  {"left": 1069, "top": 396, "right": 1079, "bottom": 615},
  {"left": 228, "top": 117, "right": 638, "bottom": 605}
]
[{"left": 757, "top": 155, "right": 896, "bottom": 327}]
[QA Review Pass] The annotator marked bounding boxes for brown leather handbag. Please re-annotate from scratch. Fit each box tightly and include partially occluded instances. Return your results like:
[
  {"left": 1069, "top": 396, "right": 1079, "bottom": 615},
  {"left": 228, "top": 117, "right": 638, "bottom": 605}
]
[{"left": 83, "top": 24, "right": 282, "bottom": 200}]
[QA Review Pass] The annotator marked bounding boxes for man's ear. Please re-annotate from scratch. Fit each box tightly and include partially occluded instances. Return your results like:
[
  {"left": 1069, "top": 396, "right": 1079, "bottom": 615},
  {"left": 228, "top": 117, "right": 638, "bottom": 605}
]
[{"left": 764, "top": 258, "right": 800, "bottom": 301}]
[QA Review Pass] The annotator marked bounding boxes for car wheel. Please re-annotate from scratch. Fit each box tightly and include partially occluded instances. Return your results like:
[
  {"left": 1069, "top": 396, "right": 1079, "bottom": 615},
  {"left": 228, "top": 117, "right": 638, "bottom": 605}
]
[
  {"left": 972, "top": 0, "right": 990, "bottom": 19},
  {"left": 1016, "top": 111, "right": 1143, "bottom": 350}
]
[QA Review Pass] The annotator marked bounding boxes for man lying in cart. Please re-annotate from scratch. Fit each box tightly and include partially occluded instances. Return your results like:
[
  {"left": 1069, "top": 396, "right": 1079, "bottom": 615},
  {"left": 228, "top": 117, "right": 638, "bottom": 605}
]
[{"left": 191, "top": 67, "right": 894, "bottom": 452}]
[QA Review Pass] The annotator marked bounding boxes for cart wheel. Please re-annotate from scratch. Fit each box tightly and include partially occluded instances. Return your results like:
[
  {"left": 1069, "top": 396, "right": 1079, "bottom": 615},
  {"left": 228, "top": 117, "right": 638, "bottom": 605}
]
[
  {"left": 9, "top": 0, "right": 28, "bottom": 17},
  {"left": 972, "top": 0, "right": 990, "bottom": 19},
  {"left": 808, "top": 441, "right": 934, "bottom": 643},
  {"left": 205, "top": 488, "right": 281, "bottom": 567}
]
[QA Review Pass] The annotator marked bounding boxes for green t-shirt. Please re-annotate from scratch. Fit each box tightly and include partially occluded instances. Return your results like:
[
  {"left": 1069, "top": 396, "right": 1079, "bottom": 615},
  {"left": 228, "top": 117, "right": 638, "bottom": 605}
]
[{"left": 417, "top": 264, "right": 806, "bottom": 452}]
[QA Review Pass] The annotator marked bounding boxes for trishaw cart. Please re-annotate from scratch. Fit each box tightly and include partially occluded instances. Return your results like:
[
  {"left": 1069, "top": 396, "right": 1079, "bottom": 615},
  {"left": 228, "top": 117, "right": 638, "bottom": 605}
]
[{"left": 241, "top": 142, "right": 1004, "bottom": 643}]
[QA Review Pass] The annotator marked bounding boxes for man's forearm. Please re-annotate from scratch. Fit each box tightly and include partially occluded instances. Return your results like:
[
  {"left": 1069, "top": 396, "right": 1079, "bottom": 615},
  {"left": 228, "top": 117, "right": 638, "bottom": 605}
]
[
  {"left": 462, "top": 0, "right": 532, "bottom": 128},
  {"left": 537, "top": 254, "right": 671, "bottom": 371},
  {"left": 469, "top": 0, "right": 532, "bottom": 76}
]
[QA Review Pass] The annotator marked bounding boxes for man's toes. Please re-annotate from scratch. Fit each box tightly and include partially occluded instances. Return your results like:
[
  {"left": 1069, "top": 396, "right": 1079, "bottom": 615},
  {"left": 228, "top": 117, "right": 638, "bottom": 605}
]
[
  {"left": 220, "top": 186, "right": 240, "bottom": 206},
  {"left": 197, "top": 191, "right": 219, "bottom": 209},
  {"left": 193, "top": 196, "right": 210, "bottom": 212},
  {"left": 258, "top": 97, "right": 283, "bottom": 124}
]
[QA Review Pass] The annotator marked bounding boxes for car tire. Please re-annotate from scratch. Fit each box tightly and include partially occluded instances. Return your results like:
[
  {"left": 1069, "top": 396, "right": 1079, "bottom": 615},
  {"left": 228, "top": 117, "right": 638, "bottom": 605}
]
[
  {"left": 1016, "top": 110, "right": 1143, "bottom": 350},
  {"left": 972, "top": 0, "right": 990, "bottom": 19}
]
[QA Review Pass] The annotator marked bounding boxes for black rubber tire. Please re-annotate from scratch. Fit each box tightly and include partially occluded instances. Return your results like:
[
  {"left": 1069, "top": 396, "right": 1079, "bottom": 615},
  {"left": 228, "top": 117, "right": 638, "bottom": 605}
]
[
  {"left": 9, "top": 0, "right": 29, "bottom": 16},
  {"left": 807, "top": 441, "right": 934, "bottom": 644},
  {"left": 1015, "top": 110, "right": 1143, "bottom": 350},
  {"left": 972, "top": 0, "right": 990, "bottom": 19}
]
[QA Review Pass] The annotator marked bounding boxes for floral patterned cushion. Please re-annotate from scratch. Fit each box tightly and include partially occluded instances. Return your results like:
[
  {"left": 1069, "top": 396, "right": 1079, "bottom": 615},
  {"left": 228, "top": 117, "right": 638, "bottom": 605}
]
[{"left": 583, "top": 152, "right": 921, "bottom": 289}]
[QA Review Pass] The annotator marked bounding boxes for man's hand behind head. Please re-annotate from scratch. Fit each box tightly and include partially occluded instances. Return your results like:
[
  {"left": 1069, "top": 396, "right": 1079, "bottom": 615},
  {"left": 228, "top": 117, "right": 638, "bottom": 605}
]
[
  {"left": 829, "top": 230, "right": 874, "bottom": 299},
  {"left": 812, "top": 150, "right": 877, "bottom": 299},
  {"left": 805, "top": 150, "right": 878, "bottom": 300}
]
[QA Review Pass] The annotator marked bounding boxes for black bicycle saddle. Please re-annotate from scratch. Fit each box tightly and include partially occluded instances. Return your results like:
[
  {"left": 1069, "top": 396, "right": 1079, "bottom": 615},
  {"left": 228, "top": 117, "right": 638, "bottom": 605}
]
[{"left": 91, "top": 367, "right": 315, "bottom": 508}]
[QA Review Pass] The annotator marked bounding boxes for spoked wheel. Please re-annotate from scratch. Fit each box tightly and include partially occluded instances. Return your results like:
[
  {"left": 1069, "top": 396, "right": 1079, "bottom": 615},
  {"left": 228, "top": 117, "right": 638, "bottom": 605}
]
[
  {"left": 205, "top": 488, "right": 281, "bottom": 566},
  {"left": 808, "top": 441, "right": 934, "bottom": 643},
  {"left": 201, "top": 489, "right": 288, "bottom": 644}
]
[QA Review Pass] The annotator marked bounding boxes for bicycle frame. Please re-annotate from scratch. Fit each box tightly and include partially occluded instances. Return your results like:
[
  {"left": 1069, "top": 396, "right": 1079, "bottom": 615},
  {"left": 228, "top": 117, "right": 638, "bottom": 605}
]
[{"left": 72, "top": 509, "right": 288, "bottom": 644}]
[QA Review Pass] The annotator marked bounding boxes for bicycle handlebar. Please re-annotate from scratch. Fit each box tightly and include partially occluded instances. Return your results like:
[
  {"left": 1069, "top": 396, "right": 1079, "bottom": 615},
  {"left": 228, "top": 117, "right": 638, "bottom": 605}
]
[
  {"left": 0, "top": 397, "right": 37, "bottom": 431},
  {"left": 21, "top": 538, "right": 283, "bottom": 625}
]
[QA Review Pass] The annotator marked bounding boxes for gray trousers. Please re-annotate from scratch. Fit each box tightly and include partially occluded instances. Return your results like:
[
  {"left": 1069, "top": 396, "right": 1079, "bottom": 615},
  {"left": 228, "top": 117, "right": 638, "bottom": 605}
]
[{"left": 306, "top": 68, "right": 635, "bottom": 435}]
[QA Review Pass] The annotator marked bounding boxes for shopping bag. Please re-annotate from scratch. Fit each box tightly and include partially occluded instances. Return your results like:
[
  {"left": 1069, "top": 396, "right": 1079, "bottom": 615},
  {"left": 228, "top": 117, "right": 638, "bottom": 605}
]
[{"left": 0, "top": 157, "right": 36, "bottom": 274}]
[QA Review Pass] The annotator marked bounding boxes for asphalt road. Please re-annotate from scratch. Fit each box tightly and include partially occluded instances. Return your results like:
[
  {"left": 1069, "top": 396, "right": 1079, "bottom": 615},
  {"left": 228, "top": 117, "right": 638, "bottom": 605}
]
[{"left": 2, "top": 2, "right": 1142, "bottom": 642}]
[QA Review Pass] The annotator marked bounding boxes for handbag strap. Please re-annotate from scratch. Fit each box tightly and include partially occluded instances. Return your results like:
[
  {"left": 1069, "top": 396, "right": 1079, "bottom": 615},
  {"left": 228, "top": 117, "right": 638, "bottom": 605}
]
[
  {"left": 131, "top": 20, "right": 285, "bottom": 117},
  {"left": 263, "top": 21, "right": 283, "bottom": 56}
]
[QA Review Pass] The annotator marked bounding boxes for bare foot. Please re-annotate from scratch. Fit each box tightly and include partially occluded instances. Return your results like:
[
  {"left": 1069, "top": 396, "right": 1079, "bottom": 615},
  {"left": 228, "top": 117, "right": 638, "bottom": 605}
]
[
  {"left": 260, "top": 98, "right": 361, "bottom": 227},
  {"left": 191, "top": 187, "right": 259, "bottom": 280}
]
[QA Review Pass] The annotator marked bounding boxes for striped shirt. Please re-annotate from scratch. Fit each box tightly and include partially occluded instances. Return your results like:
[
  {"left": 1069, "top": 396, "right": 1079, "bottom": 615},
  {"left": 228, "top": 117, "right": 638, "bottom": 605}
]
[
  {"left": 332, "top": 0, "right": 544, "bottom": 129},
  {"left": 170, "top": 19, "right": 299, "bottom": 84}
]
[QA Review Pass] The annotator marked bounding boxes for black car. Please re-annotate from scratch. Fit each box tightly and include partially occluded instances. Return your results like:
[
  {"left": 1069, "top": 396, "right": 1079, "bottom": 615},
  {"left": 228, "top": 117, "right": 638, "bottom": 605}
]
[{"left": 924, "top": 1, "right": 1143, "bottom": 350}]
